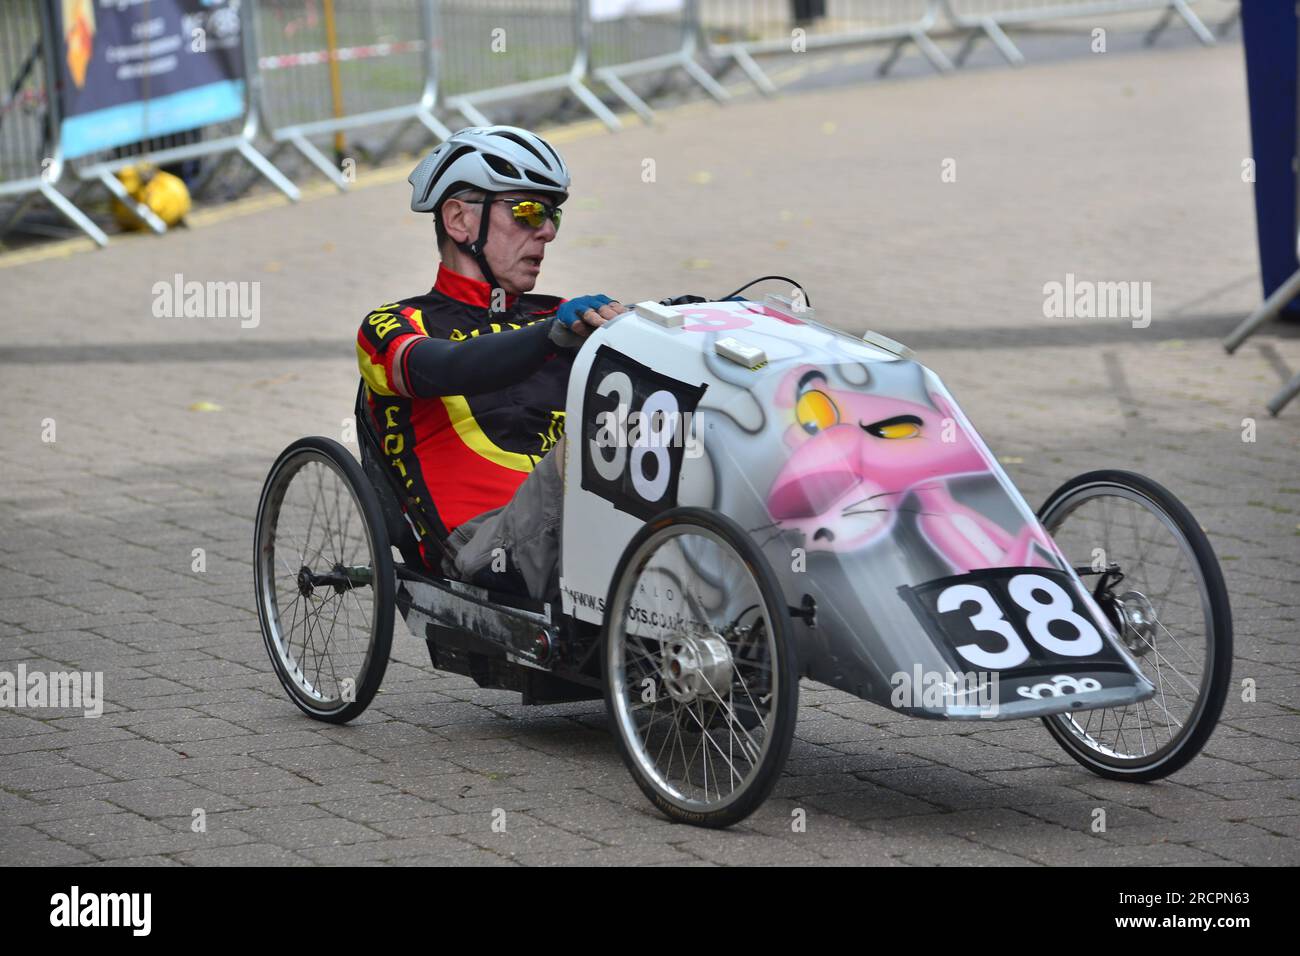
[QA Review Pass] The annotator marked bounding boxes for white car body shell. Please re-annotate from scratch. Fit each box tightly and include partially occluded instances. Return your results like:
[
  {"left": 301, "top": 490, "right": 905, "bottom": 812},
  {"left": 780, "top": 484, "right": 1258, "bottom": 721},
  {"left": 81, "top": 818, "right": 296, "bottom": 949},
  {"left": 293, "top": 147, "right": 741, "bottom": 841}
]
[{"left": 556, "top": 298, "right": 1153, "bottom": 718}]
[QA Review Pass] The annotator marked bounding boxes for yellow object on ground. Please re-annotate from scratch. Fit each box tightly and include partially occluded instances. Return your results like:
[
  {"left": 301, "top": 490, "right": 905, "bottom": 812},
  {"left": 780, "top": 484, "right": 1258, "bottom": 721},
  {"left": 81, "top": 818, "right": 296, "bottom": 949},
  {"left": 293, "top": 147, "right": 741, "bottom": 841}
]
[{"left": 111, "top": 165, "right": 192, "bottom": 230}]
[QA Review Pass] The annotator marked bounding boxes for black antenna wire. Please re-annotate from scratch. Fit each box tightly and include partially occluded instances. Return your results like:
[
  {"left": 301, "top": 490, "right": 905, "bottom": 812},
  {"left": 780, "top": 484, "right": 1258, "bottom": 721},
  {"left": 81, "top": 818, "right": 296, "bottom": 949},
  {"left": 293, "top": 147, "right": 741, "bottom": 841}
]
[{"left": 718, "top": 275, "right": 811, "bottom": 307}]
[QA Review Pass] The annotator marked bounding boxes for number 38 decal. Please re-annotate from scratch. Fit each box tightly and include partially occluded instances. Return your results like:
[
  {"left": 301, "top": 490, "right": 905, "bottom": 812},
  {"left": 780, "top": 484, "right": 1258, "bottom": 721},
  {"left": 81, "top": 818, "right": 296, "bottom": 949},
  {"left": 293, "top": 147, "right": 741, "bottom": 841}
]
[
  {"left": 901, "top": 568, "right": 1120, "bottom": 672},
  {"left": 580, "top": 345, "right": 707, "bottom": 520}
]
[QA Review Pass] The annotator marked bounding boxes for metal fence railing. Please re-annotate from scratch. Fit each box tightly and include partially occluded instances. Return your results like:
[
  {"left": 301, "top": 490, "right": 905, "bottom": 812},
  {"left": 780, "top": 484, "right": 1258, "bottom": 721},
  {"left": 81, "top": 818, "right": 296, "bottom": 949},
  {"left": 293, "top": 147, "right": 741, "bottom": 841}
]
[
  {"left": 0, "top": 0, "right": 106, "bottom": 245},
  {"left": 589, "top": 0, "right": 729, "bottom": 122},
  {"left": 699, "top": 1, "right": 953, "bottom": 92},
  {"left": 253, "top": 0, "right": 450, "bottom": 189},
  {"left": 439, "top": 1, "right": 620, "bottom": 130},
  {"left": 2, "top": 0, "right": 1240, "bottom": 248},
  {"left": 940, "top": 1, "right": 1216, "bottom": 66},
  {"left": 61, "top": 0, "right": 298, "bottom": 239}
]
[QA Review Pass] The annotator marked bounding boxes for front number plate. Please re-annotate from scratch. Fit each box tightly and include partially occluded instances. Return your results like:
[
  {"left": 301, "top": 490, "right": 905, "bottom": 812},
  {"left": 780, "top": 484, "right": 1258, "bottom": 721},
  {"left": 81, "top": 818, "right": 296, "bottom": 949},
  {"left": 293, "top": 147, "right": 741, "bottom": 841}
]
[{"left": 900, "top": 566, "right": 1131, "bottom": 706}]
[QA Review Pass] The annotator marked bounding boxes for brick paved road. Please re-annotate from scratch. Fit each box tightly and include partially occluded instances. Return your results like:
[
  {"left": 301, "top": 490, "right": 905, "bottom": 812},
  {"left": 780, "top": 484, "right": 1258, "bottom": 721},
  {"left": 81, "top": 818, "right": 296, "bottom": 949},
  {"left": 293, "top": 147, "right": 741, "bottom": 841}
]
[{"left": 1, "top": 40, "right": 1297, "bottom": 866}]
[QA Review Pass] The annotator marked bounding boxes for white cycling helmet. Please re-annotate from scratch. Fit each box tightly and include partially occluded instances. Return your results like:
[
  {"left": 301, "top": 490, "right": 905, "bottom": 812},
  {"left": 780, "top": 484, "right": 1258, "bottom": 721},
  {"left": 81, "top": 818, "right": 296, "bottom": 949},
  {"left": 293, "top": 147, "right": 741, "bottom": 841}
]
[
  {"left": 409, "top": 125, "right": 571, "bottom": 216},
  {"left": 409, "top": 126, "right": 570, "bottom": 301}
]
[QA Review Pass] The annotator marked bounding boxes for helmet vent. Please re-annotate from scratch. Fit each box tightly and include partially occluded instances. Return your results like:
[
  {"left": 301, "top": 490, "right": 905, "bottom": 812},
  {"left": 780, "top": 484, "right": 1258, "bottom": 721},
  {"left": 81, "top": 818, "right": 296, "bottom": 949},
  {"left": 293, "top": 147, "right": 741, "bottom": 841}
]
[
  {"left": 491, "top": 130, "right": 548, "bottom": 167},
  {"left": 524, "top": 170, "right": 560, "bottom": 188},
  {"left": 426, "top": 145, "right": 475, "bottom": 203},
  {"left": 483, "top": 154, "right": 521, "bottom": 179}
]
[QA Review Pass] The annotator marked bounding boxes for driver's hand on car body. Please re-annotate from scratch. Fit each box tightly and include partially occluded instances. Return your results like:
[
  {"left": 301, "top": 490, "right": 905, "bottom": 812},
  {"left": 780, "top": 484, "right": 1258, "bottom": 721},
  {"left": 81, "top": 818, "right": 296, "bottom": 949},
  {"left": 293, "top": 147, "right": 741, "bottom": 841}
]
[{"left": 558, "top": 294, "right": 626, "bottom": 339}]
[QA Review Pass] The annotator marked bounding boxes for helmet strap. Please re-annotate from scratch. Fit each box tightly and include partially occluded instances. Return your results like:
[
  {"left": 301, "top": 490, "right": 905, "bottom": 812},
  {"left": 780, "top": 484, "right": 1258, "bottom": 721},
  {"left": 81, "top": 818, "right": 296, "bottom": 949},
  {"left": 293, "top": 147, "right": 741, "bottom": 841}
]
[{"left": 456, "top": 190, "right": 504, "bottom": 314}]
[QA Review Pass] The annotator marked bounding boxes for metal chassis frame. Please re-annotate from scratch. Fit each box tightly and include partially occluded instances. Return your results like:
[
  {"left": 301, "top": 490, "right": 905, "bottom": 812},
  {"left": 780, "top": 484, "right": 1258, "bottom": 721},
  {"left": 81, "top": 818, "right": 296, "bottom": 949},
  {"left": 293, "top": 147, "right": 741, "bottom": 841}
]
[
  {"left": 394, "top": 551, "right": 604, "bottom": 695},
  {"left": 353, "top": 376, "right": 601, "bottom": 692}
]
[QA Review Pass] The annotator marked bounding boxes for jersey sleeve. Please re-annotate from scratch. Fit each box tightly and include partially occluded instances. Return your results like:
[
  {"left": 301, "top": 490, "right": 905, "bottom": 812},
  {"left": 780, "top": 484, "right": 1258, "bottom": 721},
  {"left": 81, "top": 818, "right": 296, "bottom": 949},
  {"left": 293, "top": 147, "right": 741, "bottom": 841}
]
[
  {"left": 356, "top": 304, "right": 429, "bottom": 398},
  {"left": 402, "top": 320, "right": 558, "bottom": 398}
]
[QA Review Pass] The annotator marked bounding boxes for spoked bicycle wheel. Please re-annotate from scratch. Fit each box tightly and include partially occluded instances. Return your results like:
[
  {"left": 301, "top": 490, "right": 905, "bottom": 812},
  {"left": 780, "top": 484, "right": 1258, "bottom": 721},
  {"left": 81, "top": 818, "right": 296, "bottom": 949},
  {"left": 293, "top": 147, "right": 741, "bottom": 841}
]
[
  {"left": 254, "top": 437, "right": 394, "bottom": 723},
  {"left": 603, "top": 508, "right": 798, "bottom": 828},
  {"left": 1037, "top": 470, "right": 1232, "bottom": 781}
]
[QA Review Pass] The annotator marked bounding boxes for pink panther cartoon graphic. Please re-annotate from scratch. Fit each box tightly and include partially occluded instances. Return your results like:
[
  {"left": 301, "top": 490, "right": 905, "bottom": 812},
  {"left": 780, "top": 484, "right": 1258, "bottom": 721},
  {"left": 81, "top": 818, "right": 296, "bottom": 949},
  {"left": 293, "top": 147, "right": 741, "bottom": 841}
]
[{"left": 765, "top": 364, "right": 1057, "bottom": 573}]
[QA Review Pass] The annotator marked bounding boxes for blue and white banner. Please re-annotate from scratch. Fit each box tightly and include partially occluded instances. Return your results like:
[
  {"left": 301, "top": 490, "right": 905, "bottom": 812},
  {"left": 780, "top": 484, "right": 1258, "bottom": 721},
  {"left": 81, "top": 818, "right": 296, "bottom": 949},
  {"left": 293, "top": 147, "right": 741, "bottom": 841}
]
[{"left": 53, "top": 0, "right": 246, "bottom": 160}]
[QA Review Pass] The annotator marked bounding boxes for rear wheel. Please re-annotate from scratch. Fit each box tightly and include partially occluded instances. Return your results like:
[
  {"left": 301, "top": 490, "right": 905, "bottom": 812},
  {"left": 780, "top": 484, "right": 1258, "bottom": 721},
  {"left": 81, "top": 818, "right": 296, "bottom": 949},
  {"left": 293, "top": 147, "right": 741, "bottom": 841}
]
[
  {"left": 602, "top": 508, "right": 798, "bottom": 828},
  {"left": 1037, "top": 470, "right": 1232, "bottom": 781},
  {"left": 254, "top": 437, "right": 394, "bottom": 723}
]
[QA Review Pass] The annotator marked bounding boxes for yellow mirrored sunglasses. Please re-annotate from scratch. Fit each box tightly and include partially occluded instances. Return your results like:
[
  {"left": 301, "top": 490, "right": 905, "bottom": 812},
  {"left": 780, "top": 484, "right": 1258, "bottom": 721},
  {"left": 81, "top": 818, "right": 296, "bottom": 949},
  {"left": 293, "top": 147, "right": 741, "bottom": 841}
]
[{"left": 460, "top": 197, "right": 564, "bottom": 230}]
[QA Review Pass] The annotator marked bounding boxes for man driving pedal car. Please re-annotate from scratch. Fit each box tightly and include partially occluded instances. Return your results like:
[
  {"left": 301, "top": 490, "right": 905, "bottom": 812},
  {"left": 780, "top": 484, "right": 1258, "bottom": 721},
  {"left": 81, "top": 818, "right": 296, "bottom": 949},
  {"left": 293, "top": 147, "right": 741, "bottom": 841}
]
[{"left": 356, "top": 126, "right": 626, "bottom": 603}]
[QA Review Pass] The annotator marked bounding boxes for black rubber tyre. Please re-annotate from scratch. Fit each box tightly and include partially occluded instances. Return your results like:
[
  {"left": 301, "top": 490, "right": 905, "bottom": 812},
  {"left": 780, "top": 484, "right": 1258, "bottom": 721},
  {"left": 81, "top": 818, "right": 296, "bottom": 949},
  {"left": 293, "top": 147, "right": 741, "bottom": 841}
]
[
  {"left": 254, "top": 437, "right": 394, "bottom": 723},
  {"left": 602, "top": 507, "right": 799, "bottom": 828},
  {"left": 1037, "top": 470, "right": 1232, "bottom": 781}
]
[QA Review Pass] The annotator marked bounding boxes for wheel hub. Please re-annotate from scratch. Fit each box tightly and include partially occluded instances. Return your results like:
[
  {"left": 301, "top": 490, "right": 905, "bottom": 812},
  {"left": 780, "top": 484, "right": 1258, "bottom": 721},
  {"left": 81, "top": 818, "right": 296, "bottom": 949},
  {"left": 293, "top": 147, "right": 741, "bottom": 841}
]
[
  {"left": 296, "top": 565, "right": 315, "bottom": 598},
  {"left": 661, "top": 633, "right": 733, "bottom": 704},
  {"left": 1113, "top": 589, "right": 1157, "bottom": 655}
]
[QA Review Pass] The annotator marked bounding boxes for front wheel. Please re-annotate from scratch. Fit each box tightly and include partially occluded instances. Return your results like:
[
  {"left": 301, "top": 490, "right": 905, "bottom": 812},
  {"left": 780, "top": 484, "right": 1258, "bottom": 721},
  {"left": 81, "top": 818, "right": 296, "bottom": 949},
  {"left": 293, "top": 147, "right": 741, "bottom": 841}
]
[
  {"left": 1037, "top": 470, "right": 1232, "bottom": 781},
  {"left": 602, "top": 508, "right": 799, "bottom": 828}
]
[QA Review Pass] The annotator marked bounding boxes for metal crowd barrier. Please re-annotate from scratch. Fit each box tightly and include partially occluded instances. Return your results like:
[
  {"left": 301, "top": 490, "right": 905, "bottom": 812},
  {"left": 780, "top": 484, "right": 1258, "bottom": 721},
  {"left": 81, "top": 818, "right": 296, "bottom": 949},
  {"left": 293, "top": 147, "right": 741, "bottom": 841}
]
[
  {"left": 4, "top": 0, "right": 1243, "bottom": 249},
  {"left": 439, "top": 0, "right": 620, "bottom": 131},
  {"left": 940, "top": 1, "right": 1216, "bottom": 66},
  {"left": 0, "top": 0, "right": 105, "bottom": 245},
  {"left": 252, "top": 0, "right": 450, "bottom": 189},
  {"left": 699, "top": 0, "right": 953, "bottom": 94},
  {"left": 65, "top": 4, "right": 298, "bottom": 240},
  {"left": 589, "top": 0, "right": 729, "bottom": 123}
]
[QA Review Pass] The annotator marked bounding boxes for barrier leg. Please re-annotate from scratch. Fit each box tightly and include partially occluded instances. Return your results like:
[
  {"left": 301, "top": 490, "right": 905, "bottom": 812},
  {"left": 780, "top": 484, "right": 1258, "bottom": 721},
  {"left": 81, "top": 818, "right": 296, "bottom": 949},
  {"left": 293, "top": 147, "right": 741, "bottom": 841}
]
[
  {"left": 415, "top": 110, "right": 453, "bottom": 142},
  {"left": 595, "top": 69, "right": 656, "bottom": 124},
  {"left": 976, "top": 17, "right": 1024, "bottom": 66},
  {"left": 1224, "top": 267, "right": 1300, "bottom": 354},
  {"left": 187, "top": 149, "right": 238, "bottom": 199},
  {"left": 288, "top": 131, "right": 351, "bottom": 190},
  {"left": 880, "top": 30, "right": 955, "bottom": 77},
  {"left": 40, "top": 182, "right": 109, "bottom": 247},
  {"left": 878, "top": 37, "right": 907, "bottom": 75},
  {"left": 1171, "top": 0, "right": 1216, "bottom": 46},
  {"left": 566, "top": 77, "right": 623, "bottom": 130},
  {"left": 237, "top": 140, "right": 302, "bottom": 201},
  {"left": 449, "top": 98, "right": 493, "bottom": 128},
  {"left": 910, "top": 27, "right": 955, "bottom": 72},
  {"left": 218, "top": 141, "right": 282, "bottom": 201},
  {"left": 1148, "top": 2, "right": 1215, "bottom": 46},
  {"left": 1267, "top": 370, "right": 1300, "bottom": 416},
  {"left": 680, "top": 56, "right": 731, "bottom": 102},
  {"left": 375, "top": 111, "right": 450, "bottom": 163},
  {"left": 97, "top": 169, "right": 167, "bottom": 234},
  {"left": 953, "top": 30, "right": 981, "bottom": 67},
  {"left": 729, "top": 46, "right": 777, "bottom": 96},
  {"left": 1145, "top": 7, "right": 1176, "bottom": 45}
]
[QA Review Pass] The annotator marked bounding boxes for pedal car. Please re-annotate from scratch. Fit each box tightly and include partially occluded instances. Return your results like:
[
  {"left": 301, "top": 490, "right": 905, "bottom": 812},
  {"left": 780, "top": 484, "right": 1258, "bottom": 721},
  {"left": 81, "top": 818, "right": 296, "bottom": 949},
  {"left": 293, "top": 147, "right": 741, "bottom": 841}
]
[{"left": 253, "top": 281, "right": 1232, "bottom": 828}]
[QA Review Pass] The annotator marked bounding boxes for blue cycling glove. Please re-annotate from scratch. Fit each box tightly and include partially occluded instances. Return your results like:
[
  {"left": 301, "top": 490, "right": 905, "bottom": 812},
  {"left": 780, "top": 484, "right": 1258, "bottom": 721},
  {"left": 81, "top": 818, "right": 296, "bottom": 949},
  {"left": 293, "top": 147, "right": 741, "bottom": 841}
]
[
  {"left": 549, "top": 294, "right": 615, "bottom": 350},
  {"left": 557, "top": 294, "right": 614, "bottom": 328}
]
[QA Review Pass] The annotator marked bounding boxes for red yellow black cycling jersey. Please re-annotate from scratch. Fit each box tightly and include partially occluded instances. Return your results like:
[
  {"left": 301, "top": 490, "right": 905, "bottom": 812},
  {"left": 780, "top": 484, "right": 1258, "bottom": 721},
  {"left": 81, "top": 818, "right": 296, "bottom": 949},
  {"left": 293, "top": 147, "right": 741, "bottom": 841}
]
[{"left": 356, "top": 266, "right": 573, "bottom": 562}]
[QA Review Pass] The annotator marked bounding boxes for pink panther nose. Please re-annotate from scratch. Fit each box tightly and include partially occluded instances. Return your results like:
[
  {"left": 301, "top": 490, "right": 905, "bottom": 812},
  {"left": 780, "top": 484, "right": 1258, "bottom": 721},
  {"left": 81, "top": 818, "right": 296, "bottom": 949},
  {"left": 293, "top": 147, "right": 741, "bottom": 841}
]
[{"left": 768, "top": 466, "right": 860, "bottom": 520}]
